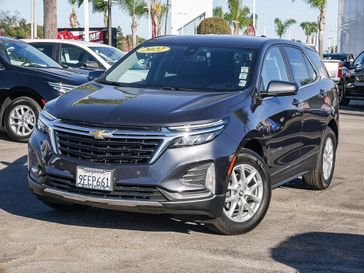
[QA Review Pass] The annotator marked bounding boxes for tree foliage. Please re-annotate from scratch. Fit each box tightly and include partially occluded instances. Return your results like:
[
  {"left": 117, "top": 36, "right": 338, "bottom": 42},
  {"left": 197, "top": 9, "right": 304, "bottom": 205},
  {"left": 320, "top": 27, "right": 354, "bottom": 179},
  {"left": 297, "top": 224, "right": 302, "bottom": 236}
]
[
  {"left": 197, "top": 17, "right": 231, "bottom": 35},
  {"left": 224, "top": 0, "right": 252, "bottom": 35},
  {"left": 274, "top": 18, "right": 296, "bottom": 39},
  {"left": 213, "top": 6, "right": 224, "bottom": 19},
  {"left": 300, "top": 21, "right": 318, "bottom": 43},
  {"left": 0, "top": 10, "right": 43, "bottom": 38}
]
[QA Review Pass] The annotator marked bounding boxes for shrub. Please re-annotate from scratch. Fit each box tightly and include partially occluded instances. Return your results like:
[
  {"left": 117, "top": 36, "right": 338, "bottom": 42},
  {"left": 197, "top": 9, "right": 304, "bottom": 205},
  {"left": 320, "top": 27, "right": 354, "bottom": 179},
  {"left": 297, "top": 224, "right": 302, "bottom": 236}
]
[{"left": 197, "top": 17, "right": 231, "bottom": 35}]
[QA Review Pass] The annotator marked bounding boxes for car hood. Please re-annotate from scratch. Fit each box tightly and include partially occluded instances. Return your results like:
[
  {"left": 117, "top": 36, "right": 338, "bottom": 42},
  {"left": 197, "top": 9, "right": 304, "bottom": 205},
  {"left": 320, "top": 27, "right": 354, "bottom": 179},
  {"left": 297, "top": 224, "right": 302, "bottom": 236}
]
[
  {"left": 21, "top": 67, "right": 89, "bottom": 85},
  {"left": 46, "top": 82, "right": 246, "bottom": 126}
]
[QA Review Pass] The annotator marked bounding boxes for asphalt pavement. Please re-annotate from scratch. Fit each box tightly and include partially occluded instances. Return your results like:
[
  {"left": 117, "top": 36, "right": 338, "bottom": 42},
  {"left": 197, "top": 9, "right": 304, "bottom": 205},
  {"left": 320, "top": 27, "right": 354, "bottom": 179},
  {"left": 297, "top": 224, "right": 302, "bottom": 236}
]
[{"left": 0, "top": 102, "right": 363, "bottom": 273}]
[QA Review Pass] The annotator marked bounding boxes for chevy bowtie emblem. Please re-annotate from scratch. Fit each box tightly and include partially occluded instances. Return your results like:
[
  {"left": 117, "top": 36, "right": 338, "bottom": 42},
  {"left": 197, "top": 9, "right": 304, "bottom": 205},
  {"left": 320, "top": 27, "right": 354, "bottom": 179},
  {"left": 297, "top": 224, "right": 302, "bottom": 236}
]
[{"left": 89, "top": 130, "right": 109, "bottom": 140}]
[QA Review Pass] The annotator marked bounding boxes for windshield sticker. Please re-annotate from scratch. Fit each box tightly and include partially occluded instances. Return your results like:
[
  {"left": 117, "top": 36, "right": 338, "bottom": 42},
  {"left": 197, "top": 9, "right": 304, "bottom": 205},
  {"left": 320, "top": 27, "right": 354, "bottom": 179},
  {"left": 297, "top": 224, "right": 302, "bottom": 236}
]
[
  {"left": 239, "top": 80, "right": 247, "bottom": 87},
  {"left": 239, "top": 72, "right": 248, "bottom": 80},
  {"left": 240, "top": 66, "right": 249, "bottom": 73},
  {"left": 137, "top": 46, "right": 171, "bottom": 54}
]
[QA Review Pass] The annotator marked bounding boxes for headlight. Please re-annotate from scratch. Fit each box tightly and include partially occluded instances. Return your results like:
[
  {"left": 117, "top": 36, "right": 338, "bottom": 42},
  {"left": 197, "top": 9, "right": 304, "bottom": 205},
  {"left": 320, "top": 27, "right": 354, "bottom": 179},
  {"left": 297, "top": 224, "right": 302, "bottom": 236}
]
[
  {"left": 37, "top": 110, "right": 57, "bottom": 134},
  {"left": 169, "top": 119, "right": 227, "bottom": 147},
  {"left": 48, "top": 82, "right": 77, "bottom": 94}
]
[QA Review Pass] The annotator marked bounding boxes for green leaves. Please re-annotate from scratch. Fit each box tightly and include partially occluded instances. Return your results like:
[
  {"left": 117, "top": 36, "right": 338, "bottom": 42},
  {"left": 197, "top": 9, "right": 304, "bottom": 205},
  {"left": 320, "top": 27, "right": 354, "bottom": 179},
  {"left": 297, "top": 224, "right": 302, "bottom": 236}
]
[{"left": 274, "top": 18, "right": 296, "bottom": 38}]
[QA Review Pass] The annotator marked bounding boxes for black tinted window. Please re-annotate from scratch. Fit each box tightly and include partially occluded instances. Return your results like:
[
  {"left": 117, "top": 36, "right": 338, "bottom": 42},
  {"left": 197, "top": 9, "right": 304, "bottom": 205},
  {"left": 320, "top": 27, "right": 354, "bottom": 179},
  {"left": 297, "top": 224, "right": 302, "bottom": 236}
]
[
  {"left": 284, "top": 47, "right": 312, "bottom": 87},
  {"left": 31, "top": 43, "right": 53, "bottom": 58}
]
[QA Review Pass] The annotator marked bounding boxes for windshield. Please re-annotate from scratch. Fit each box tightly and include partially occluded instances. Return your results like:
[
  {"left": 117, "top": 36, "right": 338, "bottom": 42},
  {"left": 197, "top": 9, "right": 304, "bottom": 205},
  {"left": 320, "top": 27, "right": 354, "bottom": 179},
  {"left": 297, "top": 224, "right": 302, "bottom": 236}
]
[
  {"left": 103, "top": 45, "right": 256, "bottom": 91},
  {"left": 90, "top": 46, "right": 125, "bottom": 65},
  {"left": 0, "top": 41, "right": 61, "bottom": 68}
]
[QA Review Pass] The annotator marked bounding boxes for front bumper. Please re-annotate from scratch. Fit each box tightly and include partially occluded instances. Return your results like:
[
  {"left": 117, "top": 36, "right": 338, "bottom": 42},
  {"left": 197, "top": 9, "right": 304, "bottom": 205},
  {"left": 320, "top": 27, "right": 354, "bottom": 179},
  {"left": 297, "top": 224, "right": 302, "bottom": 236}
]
[
  {"left": 28, "top": 175, "right": 225, "bottom": 218},
  {"left": 28, "top": 121, "right": 240, "bottom": 218}
]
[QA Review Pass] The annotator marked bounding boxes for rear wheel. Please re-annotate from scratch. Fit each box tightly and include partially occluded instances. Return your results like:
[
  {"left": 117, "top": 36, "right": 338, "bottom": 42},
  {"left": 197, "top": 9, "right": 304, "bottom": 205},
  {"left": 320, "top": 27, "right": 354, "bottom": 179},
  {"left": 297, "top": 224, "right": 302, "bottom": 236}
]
[
  {"left": 303, "top": 127, "right": 337, "bottom": 190},
  {"left": 4, "top": 97, "right": 41, "bottom": 142},
  {"left": 208, "top": 149, "right": 271, "bottom": 235}
]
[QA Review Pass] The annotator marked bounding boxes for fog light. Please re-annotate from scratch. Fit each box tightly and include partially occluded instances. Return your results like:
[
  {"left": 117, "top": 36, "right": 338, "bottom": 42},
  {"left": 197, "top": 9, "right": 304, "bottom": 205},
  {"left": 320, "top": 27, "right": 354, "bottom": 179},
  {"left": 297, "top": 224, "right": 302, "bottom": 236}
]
[{"left": 205, "top": 163, "right": 216, "bottom": 194}]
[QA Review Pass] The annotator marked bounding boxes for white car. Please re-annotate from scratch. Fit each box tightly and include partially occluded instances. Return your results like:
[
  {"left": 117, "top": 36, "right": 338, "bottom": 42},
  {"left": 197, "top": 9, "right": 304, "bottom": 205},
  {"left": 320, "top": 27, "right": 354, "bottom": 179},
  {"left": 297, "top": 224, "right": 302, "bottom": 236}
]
[{"left": 24, "top": 39, "right": 125, "bottom": 71}]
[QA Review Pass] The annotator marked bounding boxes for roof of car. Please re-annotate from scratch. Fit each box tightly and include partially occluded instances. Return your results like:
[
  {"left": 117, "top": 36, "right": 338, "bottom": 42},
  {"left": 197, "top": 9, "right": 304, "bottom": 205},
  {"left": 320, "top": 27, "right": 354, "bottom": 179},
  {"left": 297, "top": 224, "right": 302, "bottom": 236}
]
[
  {"left": 23, "top": 39, "right": 112, "bottom": 48},
  {"left": 146, "top": 35, "right": 306, "bottom": 49}
]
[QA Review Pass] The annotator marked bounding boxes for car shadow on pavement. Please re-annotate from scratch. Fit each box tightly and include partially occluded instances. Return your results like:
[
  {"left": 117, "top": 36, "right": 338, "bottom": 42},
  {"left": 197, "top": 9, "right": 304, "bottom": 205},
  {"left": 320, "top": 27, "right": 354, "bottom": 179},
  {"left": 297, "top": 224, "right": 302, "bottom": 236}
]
[
  {"left": 0, "top": 155, "right": 210, "bottom": 234},
  {"left": 271, "top": 232, "right": 364, "bottom": 273}
]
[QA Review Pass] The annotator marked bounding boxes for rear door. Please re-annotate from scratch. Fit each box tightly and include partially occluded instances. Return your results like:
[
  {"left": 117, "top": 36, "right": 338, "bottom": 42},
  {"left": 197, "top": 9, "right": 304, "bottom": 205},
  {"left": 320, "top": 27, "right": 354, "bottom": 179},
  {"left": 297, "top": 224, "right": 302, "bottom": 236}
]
[
  {"left": 284, "top": 46, "right": 328, "bottom": 172},
  {"left": 258, "top": 46, "right": 303, "bottom": 184}
]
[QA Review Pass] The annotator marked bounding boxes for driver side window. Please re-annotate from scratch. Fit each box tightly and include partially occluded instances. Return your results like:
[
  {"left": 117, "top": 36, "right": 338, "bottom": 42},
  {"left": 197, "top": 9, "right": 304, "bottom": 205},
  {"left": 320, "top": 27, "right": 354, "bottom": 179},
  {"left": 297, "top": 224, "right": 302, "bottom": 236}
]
[
  {"left": 260, "top": 47, "right": 289, "bottom": 91},
  {"left": 353, "top": 52, "right": 364, "bottom": 67}
]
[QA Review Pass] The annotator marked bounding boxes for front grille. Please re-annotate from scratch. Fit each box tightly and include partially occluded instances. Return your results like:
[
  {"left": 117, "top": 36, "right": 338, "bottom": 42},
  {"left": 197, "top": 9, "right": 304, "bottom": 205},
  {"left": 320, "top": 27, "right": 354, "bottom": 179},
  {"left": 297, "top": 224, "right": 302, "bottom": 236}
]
[
  {"left": 180, "top": 163, "right": 211, "bottom": 186},
  {"left": 55, "top": 130, "right": 161, "bottom": 164},
  {"left": 46, "top": 174, "right": 167, "bottom": 202}
]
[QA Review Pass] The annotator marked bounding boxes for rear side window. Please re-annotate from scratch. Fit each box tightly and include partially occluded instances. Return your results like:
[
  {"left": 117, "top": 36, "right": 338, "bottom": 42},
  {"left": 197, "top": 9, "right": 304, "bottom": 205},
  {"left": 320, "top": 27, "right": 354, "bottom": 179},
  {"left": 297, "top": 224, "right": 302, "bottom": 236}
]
[
  {"left": 284, "top": 47, "right": 313, "bottom": 87},
  {"left": 60, "top": 44, "right": 99, "bottom": 68},
  {"left": 260, "top": 47, "right": 289, "bottom": 91},
  {"left": 31, "top": 43, "right": 54, "bottom": 59},
  {"left": 305, "top": 48, "right": 329, "bottom": 78}
]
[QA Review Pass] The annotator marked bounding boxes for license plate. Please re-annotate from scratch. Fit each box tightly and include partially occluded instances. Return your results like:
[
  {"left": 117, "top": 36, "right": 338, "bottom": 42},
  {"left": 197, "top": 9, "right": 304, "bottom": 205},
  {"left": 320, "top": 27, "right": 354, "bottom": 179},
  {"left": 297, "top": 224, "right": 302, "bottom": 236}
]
[{"left": 76, "top": 167, "right": 114, "bottom": 191}]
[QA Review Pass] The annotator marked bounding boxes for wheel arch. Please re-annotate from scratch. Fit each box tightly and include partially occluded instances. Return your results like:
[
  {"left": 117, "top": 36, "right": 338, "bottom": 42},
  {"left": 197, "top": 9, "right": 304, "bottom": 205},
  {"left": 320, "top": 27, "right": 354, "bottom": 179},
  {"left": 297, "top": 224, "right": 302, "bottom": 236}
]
[
  {"left": 238, "top": 131, "right": 268, "bottom": 163},
  {"left": 0, "top": 87, "right": 44, "bottom": 127},
  {"left": 327, "top": 119, "right": 339, "bottom": 145}
]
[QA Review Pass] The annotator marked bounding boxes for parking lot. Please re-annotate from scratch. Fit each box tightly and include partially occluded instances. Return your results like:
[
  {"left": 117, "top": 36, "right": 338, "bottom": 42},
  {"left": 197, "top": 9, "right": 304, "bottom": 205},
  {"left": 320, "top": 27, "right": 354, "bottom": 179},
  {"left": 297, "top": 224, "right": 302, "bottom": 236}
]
[{"left": 0, "top": 102, "right": 363, "bottom": 273}]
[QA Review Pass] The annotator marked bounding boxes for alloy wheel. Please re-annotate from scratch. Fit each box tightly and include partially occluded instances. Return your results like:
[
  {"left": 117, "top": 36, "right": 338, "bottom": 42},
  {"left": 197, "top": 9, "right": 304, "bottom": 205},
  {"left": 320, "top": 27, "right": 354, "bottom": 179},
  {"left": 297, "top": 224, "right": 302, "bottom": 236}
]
[
  {"left": 322, "top": 137, "right": 334, "bottom": 180},
  {"left": 223, "top": 163, "right": 264, "bottom": 223},
  {"left": 9, "top": 105, "right": 36, "bottom": 137}
]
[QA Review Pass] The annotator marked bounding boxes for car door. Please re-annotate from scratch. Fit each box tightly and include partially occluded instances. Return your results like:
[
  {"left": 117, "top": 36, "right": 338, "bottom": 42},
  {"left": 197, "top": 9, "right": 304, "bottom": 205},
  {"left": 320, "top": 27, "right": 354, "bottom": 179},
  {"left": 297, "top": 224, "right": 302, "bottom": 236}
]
[
  {"left": 59, "top": 44, "right": 102, "bottom": 70},
  {"left": 283, "top": 46, "right": 327, "bottom": 172},
  {"left": 350, "top": 51, "right": 364, "bottom": 96},
  {"left": 258, "top": 46, "right": 303, "bottom": 185}
]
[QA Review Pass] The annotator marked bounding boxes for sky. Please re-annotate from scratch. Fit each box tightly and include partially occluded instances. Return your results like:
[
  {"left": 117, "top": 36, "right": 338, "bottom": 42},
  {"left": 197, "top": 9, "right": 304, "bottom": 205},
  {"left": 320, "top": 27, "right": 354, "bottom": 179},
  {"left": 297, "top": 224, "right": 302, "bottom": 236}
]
[{"left": 0, "top": 0, "right": 338, "bottom": 48}]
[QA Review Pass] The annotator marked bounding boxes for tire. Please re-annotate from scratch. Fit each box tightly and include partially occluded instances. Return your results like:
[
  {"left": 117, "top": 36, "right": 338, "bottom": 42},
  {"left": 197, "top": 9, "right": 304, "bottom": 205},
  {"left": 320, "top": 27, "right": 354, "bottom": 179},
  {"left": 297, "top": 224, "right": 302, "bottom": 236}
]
[
  {"left": 39, "top": 198, "right": 88, "bottom": 212},
  {"left": 208, "top": 149, "right": 271, "bottom": 235},
  {"left": 303, "top": 127, "right": 337, "bottom": 190},
  {"left": 4, "top": 97, "right": 41, "bottom": 142}
]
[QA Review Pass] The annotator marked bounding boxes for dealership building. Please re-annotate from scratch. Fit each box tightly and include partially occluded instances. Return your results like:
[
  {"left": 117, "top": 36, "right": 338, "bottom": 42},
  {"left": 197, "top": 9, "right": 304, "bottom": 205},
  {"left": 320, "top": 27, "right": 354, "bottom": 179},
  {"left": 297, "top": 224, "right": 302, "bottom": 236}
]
[
  {"left": 338, "top": 0, "right": 364, "bottom": 56},
  {"left": 169, "top": 0, "right": 213, "bottom": 35}
]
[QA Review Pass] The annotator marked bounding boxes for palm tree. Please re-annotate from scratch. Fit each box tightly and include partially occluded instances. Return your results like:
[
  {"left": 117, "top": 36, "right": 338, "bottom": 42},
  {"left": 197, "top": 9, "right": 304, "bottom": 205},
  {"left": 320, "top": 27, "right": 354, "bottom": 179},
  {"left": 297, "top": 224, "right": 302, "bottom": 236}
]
[
  {"left": 300, "top": 21, "right": 318, "bottom": 44},
  {"left": 224, "top": 0, "right": 252, "bottom": 35},
  {"left": 43, "top": 0, "right": 57, "bottom": 38},
  {"left": 293, "top": 0, "right": 327, "bottom": 57},
  {"left": 213, "top": 6, "right": 224, "bottom": 19},
  {"left": 118, "top": 0, "right": 148, "bottom": 49},
  {"left": 150, "top": 0, "right": 166, "bottom": 38},
  {"left": 69, "top": 0, "right": 108, "bottom": 27},
  {"left": 274, "top": 18, "right": 296, "bottom": 39}
]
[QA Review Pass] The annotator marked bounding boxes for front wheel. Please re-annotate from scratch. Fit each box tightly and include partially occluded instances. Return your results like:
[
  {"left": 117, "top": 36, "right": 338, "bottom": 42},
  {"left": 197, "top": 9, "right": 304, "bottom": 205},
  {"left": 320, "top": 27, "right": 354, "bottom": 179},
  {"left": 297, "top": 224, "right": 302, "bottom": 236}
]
[
  {"left": 4, "top": 97, "right": 41, "bottom": 142},
  {"left": 208, "top": 149, "right": 271, "bottom": 235}
]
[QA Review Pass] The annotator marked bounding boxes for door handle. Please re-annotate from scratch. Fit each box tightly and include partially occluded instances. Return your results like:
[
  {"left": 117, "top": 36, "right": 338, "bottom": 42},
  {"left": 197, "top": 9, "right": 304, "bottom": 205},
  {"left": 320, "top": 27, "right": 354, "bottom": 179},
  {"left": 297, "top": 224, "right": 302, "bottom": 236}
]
[{"left": 292, "top": 98, "right": 302, "bottom": 107}]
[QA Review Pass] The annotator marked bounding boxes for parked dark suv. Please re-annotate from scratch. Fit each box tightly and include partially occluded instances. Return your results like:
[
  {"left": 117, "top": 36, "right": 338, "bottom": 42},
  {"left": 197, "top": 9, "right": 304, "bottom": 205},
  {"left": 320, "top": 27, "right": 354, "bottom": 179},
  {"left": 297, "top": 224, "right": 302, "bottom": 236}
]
[
  {"left": 28, "top": 36, "right": 339, "bottom": 235},
  {"left": 0, "top": 37, "right": 89, "bottom": 141}
]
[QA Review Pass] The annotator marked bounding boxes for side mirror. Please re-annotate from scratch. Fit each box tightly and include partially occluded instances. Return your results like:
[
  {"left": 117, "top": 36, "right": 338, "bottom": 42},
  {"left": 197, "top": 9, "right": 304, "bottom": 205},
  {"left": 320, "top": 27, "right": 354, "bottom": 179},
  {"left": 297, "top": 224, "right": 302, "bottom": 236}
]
[
  {"left": 354, "top": 63, "right": 363, "bottom": 72},
  {"left": 87, "top": 69, "right": 105, "bottom": 81},
  {"left": 84, "top": 61, "right": 100, "bottom": 69},
  {"left": 261, "top": 81, "right": 298, "bottom": 97}
]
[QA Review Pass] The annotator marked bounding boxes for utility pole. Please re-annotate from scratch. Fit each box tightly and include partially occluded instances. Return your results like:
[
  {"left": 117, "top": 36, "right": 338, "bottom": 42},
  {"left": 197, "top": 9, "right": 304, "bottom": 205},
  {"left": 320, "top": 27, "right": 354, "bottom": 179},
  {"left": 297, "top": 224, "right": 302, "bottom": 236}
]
[
  {"left": 31, "top": 0, "right": 37, "bottom": 38},
  {"left": 84, "top": 0, "right": 90, "bottom": 41},
  {"left": 108, "top": 0, "right": 112, "bottom": 45},
  {"left": 164, "top": 0, "right": 170, "bottom": 35},
  {"left": 253, "top": 0, "right": 256, "bottom": 31},
  {"left": 148, "top": 0, "right": 151, "bottom": 39}
]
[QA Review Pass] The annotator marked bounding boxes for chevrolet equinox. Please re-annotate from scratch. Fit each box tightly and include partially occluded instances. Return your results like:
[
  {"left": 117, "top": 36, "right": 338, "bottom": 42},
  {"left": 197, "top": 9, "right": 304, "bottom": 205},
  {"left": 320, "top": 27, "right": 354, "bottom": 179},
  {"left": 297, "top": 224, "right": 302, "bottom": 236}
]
[{"left": 28, "top": 36, "right": 339, "bottom": 235}]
